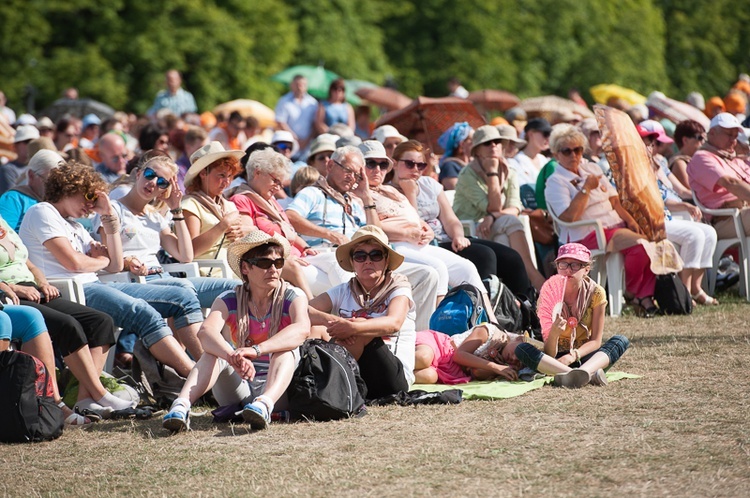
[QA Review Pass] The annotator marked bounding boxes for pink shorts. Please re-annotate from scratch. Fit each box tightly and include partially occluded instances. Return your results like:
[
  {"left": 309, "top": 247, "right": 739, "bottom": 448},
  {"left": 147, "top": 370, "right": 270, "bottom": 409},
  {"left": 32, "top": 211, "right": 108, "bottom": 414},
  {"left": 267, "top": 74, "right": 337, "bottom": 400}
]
[{"left": 416, "top": 330, "right": 471, "bottom": 384}]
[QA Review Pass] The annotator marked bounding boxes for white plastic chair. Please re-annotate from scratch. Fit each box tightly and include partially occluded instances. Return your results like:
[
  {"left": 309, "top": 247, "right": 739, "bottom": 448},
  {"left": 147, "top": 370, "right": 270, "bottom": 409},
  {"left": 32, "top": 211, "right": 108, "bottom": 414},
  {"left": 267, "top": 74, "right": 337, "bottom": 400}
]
[
  {"left": 459, "top": 214, "right": 538, "bottom": 269},
  {"left": 692, "top": 191, "right": 749, "bottom": 299},
  {"left": 547, "top": 208, "right": 625, "bottom": 317}
]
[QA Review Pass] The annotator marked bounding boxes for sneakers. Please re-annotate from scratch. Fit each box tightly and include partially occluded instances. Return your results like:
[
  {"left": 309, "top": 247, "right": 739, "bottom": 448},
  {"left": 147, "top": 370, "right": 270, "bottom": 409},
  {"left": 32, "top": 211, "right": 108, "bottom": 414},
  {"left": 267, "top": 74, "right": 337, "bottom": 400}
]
[
  {"left": 242, "top": 402, "right": 270, "bottom": 430},
  {"left": 589, "top": 369, "right": 608, "bottom": 386},
  {"left": 553, "top": 368, "right": 591, "bottom": 389},
  {"left": 162, "top": 409, "right": 190, "bottom": 433}
]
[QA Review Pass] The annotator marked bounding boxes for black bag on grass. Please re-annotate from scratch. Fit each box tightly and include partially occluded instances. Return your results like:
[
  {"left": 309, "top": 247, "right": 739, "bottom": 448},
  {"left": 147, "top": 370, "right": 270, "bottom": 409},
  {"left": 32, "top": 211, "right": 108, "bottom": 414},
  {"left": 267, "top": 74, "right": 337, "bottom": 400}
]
[
  {"left": 654, "top": 273, "right": 693, "bottom": 315},
  {"left": 287, "top": 339, "right": 367, "bottom": 421},
  {"left": 0, "top": 350, "right": 64, "bottom": 443}
]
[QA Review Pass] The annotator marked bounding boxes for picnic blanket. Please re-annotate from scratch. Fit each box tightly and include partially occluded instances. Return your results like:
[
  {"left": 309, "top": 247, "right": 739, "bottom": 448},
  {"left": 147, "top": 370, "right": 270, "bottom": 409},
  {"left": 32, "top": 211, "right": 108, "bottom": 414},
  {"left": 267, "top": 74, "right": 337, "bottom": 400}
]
[{"left": 412, "top": 371, "right": 640, "bottom": 400}]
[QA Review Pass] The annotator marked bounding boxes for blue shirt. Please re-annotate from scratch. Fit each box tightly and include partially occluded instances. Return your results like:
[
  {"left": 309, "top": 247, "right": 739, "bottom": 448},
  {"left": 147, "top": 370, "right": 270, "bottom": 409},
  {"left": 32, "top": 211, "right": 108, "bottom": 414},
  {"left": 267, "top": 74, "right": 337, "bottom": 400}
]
[
  {"left": 0, "top": 189, "right": 37, "bottom": 232},
  {"left": 148, "top": 88, "right": 197, "bottom": 116},
  {"left": 285, "top": 186, "right": 365, "bottom": 246},
  {"left": 274, "top": 92, "right": 318, "bottom": 141}
]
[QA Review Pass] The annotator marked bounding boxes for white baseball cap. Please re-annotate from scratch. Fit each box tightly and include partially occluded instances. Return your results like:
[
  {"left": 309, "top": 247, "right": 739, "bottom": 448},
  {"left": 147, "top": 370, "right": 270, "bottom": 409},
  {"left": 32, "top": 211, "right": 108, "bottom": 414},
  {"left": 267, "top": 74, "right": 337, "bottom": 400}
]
[
  {"left": 14, "top": 125, "right": 40, "bottom": 143},
  {"left": 372, "top": 125, "right": 407, "bottom": 144},
  {"left": 709, "top": 112, "right": 743, "bottom": 131}
]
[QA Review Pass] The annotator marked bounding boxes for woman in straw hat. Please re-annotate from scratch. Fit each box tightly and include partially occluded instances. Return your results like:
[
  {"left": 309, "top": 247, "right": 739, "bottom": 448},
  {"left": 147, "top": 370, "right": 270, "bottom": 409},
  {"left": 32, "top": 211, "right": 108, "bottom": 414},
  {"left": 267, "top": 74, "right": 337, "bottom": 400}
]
[
  {"left": 163, "top": 231, "right": 310, "bottom": 432},
  {"left": 308, "top": 225, "right": 415, "bottom": 399},
  {"left": 182, "top": 141, "right": 250, "bottom": 267}
]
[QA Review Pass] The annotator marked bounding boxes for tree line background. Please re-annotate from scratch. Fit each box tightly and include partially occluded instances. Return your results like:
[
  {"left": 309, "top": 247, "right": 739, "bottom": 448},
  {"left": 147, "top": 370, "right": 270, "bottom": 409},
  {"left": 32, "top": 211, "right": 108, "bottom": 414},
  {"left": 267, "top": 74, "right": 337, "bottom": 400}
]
[{"left": 2, "top": 0, "right": 748, "bottom": 116}]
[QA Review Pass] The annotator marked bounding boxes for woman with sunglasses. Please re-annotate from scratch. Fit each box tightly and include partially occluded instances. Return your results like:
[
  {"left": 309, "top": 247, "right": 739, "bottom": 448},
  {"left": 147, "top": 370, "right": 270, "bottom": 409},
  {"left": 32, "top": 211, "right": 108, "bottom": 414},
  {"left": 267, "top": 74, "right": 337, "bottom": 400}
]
[
  {"left": 308, "top": 225, "right": 414, "bottom": 399},
  {"left": 314, "top": 79, "right": 355, "bottom": 136},
  {"left": 545, "top": 125, "right": 658, "bottom": 317},
  {"left": 19, "top": 161, "right": 200, "bottom": 388},
  {"left": 359, "top": 140, "right": 490, "bottom": 305},
  {"left": 668, "top": 119, "right": 709, "bottom": 190},
  {"left": 515, "top": 243, "right": 629, "bottom": 388},
  {"left": 388, "top": 140, "right": 536, "bottom": 300},
  {"left": 163, "top": 232, "right": 309, "bottom": 432},
  {"left": 453, "top": 125, "right": 547, "bottom": 290}
]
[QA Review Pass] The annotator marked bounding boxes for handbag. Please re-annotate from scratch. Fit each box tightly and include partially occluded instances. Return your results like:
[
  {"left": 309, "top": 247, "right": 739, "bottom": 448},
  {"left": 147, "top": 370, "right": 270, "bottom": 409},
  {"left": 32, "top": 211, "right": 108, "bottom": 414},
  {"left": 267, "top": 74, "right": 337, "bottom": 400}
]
[
  {"left": 527, "top": 209, "right": 556, "bottom": 245},
  {"left": 654, "top": 273, "right": 693, "bottom": 315}
]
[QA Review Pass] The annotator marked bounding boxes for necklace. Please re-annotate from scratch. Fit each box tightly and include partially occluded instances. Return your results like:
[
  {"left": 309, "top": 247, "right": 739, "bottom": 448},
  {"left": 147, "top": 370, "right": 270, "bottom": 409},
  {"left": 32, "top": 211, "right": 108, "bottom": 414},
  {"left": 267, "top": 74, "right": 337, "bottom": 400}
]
[{"left": 249, "top": 299, "right": 270, "bottom": 329}]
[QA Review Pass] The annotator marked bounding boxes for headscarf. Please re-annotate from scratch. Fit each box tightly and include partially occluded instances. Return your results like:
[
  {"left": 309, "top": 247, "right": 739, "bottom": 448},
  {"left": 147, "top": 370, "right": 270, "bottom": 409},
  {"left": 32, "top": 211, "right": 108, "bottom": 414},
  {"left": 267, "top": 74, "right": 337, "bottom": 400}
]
[{"left": 438, "top": 122, "right": 472, "bottom": 162}]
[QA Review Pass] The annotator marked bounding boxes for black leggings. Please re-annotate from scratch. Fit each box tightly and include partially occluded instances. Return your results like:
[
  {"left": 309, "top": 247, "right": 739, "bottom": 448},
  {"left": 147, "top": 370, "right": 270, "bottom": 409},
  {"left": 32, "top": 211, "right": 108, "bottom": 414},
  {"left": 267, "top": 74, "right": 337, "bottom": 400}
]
[
  {"left": 357, "top": 338, "right": 408, "bottom": 400},
  {"left": 438, "top": 238, "right": 533, "bottom": 297},
  {"left": 20, "top": 298, "right": 116, "bottom": 357}
]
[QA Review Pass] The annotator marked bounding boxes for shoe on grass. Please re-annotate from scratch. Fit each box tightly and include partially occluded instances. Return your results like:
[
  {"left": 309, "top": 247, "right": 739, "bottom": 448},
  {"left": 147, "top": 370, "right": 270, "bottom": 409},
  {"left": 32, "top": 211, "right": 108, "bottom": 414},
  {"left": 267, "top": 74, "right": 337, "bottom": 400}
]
[
  {"left": 553, "top": 368, "right": 590, "bottom": 388},
  {"left": 242, "top": 402, "right": 270, "bottom": 430},
  {"left": 589, "top": 369, "right": 608, "bottom": 386},
  {"left": 163, "top": 409, "right": 190, "bottom": 433}
]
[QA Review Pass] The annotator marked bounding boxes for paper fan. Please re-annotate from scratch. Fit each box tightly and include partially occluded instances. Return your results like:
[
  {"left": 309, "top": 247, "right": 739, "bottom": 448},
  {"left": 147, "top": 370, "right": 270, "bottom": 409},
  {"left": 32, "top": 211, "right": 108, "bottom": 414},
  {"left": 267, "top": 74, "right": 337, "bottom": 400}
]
[{"left": 537, "top": 275, "right": 569, "bottom": 341}]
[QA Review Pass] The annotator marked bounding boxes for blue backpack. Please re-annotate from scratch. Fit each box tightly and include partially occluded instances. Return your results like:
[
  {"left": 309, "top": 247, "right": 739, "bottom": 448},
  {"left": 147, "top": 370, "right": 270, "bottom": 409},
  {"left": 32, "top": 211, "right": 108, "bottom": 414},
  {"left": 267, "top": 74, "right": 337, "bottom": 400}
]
[{"left": 429, "top": 284, "right": 489, "bottom": 336}]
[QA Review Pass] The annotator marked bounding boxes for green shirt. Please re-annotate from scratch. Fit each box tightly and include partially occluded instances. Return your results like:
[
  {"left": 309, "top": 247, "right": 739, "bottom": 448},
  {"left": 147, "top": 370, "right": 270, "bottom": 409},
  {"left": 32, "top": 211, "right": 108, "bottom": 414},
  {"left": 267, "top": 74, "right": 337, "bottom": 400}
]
[{"left": 453, "top": 160, "right": 523, "bottom": 221}]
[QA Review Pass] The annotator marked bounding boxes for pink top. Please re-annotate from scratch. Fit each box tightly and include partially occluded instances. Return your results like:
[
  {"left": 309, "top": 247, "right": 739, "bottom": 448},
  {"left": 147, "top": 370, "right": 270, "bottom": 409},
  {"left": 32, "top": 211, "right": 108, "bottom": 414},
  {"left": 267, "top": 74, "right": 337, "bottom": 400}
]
[
  {"left": 687, "top": 150, "right": 750, "bottom": 210},
  {"left": 231, "top": 193, "right": 303, "bottom": 257}
]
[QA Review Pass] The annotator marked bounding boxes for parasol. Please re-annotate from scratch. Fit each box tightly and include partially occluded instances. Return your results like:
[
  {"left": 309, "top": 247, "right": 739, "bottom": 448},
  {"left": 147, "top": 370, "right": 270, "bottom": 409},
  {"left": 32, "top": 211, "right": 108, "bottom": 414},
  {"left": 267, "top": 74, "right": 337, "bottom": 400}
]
[
  {"left": 270, "top": 65, "right": 339, "bottom": 100},
  {"left": 467, "top": 89, "right": 521, "bottom": 112},
  {"left": 374, "top": 96, "right": 486, "bottom": 153},
  {"left": 519, "top": 95, "right": 595, "bottom": 122},
  {"left": 212, "top": 99, "right": 276, "bottom": 129},
  {"left": 590, "top": 84, "right": 647, "bottom": 107},
  {"left": 646, "top": 91, "right": 710, "bottom": 131},
  {"left": 355, "top": 86, "right": 412, "bottom": 111},
  {"left": 41, "top": 98, "right": 115, "bottom": 123}
]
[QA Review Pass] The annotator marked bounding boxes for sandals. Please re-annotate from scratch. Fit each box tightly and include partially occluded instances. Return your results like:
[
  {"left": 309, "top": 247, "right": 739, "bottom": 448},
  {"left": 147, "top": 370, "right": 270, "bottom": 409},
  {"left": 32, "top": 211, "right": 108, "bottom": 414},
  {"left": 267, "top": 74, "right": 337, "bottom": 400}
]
[
  {"left": 629, "top": 296, "right": 658, "bottom": 318},
  {"left": 692, "top": 291, "right": 719, "bottom": 306}
]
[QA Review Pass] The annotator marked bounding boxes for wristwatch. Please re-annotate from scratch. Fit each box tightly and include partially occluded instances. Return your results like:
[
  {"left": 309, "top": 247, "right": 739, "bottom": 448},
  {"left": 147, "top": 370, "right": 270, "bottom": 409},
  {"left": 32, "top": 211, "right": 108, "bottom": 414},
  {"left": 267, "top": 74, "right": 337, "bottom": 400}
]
[
  {"left": 251, "top": 345, "right": 262, "bottom": 357},
  {"left": 580, "top": 188, "right": 589, "bottom": 195}
]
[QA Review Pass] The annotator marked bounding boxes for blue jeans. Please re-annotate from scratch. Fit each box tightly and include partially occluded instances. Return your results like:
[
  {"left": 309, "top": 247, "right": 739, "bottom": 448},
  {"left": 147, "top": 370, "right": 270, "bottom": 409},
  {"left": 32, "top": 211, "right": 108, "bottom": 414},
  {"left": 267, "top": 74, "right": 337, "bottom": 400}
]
[
  {"left": 84, "top": 281, "right": 204, "bottom": 350},
  {"left": 144, "top": 274, "right": 240, "bottom": 309},
  {"left": 3, "top": 305, "right": 47, "bottom": 343},
  {"left": 515, "top": 335, "right": 630, "bottom": 371}
]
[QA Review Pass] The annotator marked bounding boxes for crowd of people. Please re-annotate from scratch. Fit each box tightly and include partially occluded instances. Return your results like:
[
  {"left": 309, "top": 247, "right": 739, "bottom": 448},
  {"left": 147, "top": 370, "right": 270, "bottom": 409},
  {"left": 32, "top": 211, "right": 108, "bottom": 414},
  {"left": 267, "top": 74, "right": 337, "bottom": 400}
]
[{"left": 1, "top": 69, "right": 749, "bottom": 433}]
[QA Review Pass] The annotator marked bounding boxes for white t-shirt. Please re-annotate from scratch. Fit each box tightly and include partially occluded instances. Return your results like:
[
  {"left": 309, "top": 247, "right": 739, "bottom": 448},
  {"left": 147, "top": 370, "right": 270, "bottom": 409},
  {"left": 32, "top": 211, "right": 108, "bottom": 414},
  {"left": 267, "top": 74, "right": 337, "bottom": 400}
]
[
  {"left": 415, "top": 176, "right": 449, "bottom": 243},
  {"left": 513, "top": 151, "right": 543, "bottom": 186},
  {"left": 92, "top": 200, "right": 168, "bottom": 269},
  {"left": 19, "top": 202, "right": 99, "bottom": 283},
  {"left": 326, "top": 281, "right": 416, "bottom": 385}
]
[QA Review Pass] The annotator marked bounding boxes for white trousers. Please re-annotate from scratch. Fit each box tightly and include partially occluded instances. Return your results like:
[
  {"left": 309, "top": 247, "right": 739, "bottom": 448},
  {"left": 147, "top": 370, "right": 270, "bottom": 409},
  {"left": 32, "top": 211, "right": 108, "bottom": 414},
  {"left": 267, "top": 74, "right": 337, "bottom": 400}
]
[
  {"left": 665, "top": 219, "right": 717, "bottom": 269},
  {"left": 392, "top": 242, "right": 485, "bottom": 293}
]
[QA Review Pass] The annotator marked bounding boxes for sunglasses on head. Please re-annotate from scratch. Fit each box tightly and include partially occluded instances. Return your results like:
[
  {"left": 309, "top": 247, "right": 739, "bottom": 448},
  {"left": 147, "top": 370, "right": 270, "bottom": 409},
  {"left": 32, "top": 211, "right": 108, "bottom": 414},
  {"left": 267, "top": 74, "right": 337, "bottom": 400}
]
[
  {"left": 142, "top": 167, "right": 170, "bottom": 189},
  {"left": 275, "top": 142, "right": 293, "bottom": 151},
  {"left": 365, "top": 160, "right": 390, "bottom": 171},
  {"left": 399, "top": 159, "right": 427, "bottom": 171},
  {"left": 351, "top": 249, "right": 385, "bottom": 263},
  {"left": 560, "top": 146, "right": 584, "bottom": 156},
  {"left": 243, "top": 257, "right": 285, "bottom": 270}
]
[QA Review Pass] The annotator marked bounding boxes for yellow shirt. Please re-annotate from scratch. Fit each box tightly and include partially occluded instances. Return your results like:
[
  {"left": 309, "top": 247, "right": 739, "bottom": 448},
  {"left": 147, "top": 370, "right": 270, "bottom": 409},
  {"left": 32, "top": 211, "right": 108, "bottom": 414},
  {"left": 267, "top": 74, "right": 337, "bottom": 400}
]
[{"left": 557, "top": 284, "right": 607, "bottom": 352}]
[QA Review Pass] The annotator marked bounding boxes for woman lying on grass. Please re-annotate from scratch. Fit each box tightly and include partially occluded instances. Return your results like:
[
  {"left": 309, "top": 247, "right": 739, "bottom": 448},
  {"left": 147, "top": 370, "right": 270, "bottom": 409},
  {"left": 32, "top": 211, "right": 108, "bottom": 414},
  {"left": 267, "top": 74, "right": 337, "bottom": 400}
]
[
  {"left": 514, "top": 243, "right": 630, "bottom": 388},
  {"left": 413, "top": 324, "right": 526, "bottom": 384}
]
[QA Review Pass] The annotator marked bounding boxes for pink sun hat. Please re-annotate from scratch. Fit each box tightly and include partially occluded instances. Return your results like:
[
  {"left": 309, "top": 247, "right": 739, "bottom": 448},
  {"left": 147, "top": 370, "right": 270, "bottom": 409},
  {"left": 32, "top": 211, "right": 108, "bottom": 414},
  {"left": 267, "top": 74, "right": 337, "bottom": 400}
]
[{"left": 554, "top": 243, "right": 591, "bottom": 264}]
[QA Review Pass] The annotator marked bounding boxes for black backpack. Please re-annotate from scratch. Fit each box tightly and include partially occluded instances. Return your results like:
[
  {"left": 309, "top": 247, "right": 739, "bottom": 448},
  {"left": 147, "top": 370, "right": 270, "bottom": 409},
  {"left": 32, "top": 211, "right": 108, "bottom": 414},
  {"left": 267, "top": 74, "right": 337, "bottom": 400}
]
[
  {"left": 287, "top": 339, "right": 367, "bottom": 421},
  {"left": 0, "top": 350, "right": 64, "bottom": 443},
  {"left": 654, "top": 273, "right": 693, "bottom": 315},
  {"left": 492, "top": 283, "right": 543, "bottom": 341}
]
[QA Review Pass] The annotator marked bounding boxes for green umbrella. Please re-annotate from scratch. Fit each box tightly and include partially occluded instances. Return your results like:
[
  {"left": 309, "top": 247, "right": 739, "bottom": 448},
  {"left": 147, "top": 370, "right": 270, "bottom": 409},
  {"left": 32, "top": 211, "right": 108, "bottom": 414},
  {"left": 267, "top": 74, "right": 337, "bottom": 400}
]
[{"left": 270, "top": 65, "right": 339, "bottom": 99}]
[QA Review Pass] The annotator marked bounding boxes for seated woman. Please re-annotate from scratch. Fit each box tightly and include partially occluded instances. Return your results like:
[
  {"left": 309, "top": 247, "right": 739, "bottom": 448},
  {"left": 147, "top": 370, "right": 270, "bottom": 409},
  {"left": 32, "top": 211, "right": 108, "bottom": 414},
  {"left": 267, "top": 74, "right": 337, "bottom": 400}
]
[
  {"left": 0, "top": 216, "right": 134, "bottom": 419},
  {"left": 437, "top": 122, "right": 473, "bottom": 191},
  {"left": 360, "top": 140, "right": 490, "bottom": 305},
  {"left": 182, "top": 141, "right": 250, "bottom": 274},
  {"left": 414, "top": 324, "right": 524, "bottom": 384},
  {"left": 18, "top": 161, "right": 200, "bottom": 379},
  {"left": 515, "top": 244, "right": 630, "bottom": 388},
  {"left": 229, "top": 148, "right": 319, "bottom": 299},
  {"left": 308, "top": 226, "right": 416, "bottom": 399},
  {"left": 544, "top": 125, "right": 658, "bottom": 316},
  {"left": 162, "top": 232, "right": 309, "bottom": 432},
  {"left": 452, "top": 125, "right": 547, "bottom": 290},
  {"left": 314, "top": 79, "right": 355, "bottom": 135},
  {"left": 389, "top": 139, "right": 536, "bottom": 299}
]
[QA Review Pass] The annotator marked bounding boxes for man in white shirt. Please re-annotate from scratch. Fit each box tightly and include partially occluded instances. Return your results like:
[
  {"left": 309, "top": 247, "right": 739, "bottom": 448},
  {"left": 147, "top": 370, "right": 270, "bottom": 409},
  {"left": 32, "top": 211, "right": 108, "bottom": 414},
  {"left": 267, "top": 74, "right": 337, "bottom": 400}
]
[{"left": 275, "top": 75, "right": 318, "bottom": 160}]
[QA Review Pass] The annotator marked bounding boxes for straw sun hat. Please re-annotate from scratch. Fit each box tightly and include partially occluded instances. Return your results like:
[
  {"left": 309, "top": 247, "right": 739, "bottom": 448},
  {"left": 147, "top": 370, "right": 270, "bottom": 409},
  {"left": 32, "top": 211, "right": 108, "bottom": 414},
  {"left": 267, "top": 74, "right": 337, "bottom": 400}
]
[
  {"left": 226, "top": 231, "right": 291, "bottom": 278},
  {"left": 335, "top": 225, "right": 404, "bottom": 273},
  {"left": 184, "top": 141, "right": 244, "bottom": 188}
]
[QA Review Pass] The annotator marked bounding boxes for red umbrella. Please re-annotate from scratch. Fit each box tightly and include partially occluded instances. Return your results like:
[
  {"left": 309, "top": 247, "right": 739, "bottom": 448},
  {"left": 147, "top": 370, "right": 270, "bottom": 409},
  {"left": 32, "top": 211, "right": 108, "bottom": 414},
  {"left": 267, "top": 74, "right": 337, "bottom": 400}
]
[
  {"left": 355, "top": 87, "right": 412, "bottom": 111},
  {"left": 467, "top": 89, "right": 520, "bottom": 112},
  {"left": 374, "top": 96, "right": 486, "bottom": 153}
]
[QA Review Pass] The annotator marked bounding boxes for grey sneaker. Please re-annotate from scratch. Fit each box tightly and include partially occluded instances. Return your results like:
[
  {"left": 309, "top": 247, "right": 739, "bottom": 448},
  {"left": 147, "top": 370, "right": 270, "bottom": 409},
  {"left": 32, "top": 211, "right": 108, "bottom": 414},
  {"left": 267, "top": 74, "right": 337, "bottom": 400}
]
[
  {"left": 553, "top": 369, "right": 590, "bottom": 388},
  {"left": 589, "top": 369, "right": 608, "bottom": 386}
]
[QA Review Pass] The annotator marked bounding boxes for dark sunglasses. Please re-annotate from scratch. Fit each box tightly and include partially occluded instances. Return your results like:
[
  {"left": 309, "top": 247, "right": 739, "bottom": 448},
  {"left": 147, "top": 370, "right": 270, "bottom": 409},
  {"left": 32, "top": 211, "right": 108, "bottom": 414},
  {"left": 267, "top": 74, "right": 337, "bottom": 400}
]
[
  {"left": 365, "top": 160, "right": 390, "bottom": 171},
  {"left": 244, "top": 257, "right": 285, "bottom": 270},
  {"left": 84, "top": 192, "right": 98, "bottom": 203},
  {"left": 143, "top": 167, "right": 170, "bottom": 189},
  {"left": 481, "top": 139, "right": 503, "bottom": 147},
  {"left": 275, "top": 142, "right": 293, "bottom": 151},
  {"left": 399, "top": 159, "right": 428, "bottom": 171},
  {"left": 351, "top": 249, "right": 385, "bottom": 263},
  {"left": 560, "top": 146, "right": 584, "bottom": 156},
  {"left": 691, "top": 134, "right": 707, "bottom": 141}
]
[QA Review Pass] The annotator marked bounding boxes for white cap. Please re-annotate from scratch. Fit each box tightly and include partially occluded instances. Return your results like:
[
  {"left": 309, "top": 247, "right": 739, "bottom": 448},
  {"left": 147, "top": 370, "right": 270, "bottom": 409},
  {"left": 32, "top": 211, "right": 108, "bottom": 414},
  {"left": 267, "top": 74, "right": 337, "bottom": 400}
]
[
  {"left": 271, "top": 130, "right": 294, "bottom": 144},
  {"left": 738, "top": 128, "right": 750, "bottom": 146},
  {"left": 372, "top": 125, "right": 407, "bottom": 144},
  {"left": 709, "top": 112, "right": 743, "bottom": 130},
  {"left": 358, "top": 140, "right": 392, "bottom": 162},
  {"left": 28, "top": 149, "right": 65, "bottom": 174},
  {"left": 14, "top": 125, "right": 40, "bottom": 143},
  {"left": 15, "top": 113, "right": 37, "bottom": 126}
]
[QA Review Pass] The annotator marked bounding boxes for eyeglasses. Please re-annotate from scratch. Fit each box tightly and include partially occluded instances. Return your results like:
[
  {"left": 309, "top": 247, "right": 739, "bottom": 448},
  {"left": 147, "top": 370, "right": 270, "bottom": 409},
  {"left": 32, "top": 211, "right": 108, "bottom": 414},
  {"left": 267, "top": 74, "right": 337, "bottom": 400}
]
[
  {"left": 268, "top": 173, "right": 283, "bottom": 187},
  {"left": 365, "top": 160, "right": 390, "bottom": 171},
  {"left": 243, "top": 257, "right": 285, "bottom": 270},
  {"left": 399, "top": 159, "right": 428, "bottom": 171},
  {"left": 275, "top": 142, "right": 293, "bottom": 152},
  {"left": 111, "top": 153, "right": 129, "bottom": 163},
  {"left": 481, "top": 139, "right": 503, "bottom": 148},
  {"left": 351, "top": 249, "right": 385, "bottom": 263},
  {"left": 314, "top": 153, "right": 331, "bottom": 162},
  {"left": 691, "top": 134, "right": 707, "bottom": 142},
  {"left": 332, "top": 159, "right": 360, "bottom": 178},
  {"left": 84, "top": 192, "right": 98, "bottom": 203},
  {"left": 156, "top": 138, "right": 170, "bottom": 146},
  {"left": 143, "top": 167, "right": 170, "bottom": 189},
  {"left": 556, "top": 261, "right": 587, "bottom": 271},
  {"left": 559, "top": 146, "right": 584, "bottom": 156}
]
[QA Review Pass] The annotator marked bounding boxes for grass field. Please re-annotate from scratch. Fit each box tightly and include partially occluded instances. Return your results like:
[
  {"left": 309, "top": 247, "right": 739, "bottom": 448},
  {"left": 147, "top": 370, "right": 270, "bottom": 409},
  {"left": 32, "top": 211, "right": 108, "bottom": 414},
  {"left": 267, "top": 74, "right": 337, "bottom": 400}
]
[{"left": 2, "top": 295, "right": 749, "bottom": 497}]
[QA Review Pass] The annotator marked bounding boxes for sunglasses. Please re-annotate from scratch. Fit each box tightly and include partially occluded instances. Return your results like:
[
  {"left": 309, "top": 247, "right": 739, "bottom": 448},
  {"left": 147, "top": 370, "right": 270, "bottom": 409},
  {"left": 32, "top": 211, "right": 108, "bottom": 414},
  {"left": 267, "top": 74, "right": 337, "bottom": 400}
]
[
  {"left": 84, "top": 192, "right": 98, "bottom": 203},
  {"left": 559, "top": 146, "right": 584, "bottom": 156},
  {"left": 314, "top": 153, "right": 331, "bottom": 162},
  {"left": 399, "top": 159, "right": 428, "bottom": 171},
  {"left": 351, "top": 249, "right": 385, "bottom": 263},
  {"left": 142, "top": 167, "right": 170, "bottom": 189},
  {"left": 365, "top": 160, "right": 390, "bottom": 171},
  {"left": 691, "top": 134, "right": 707, "bottom": 142},
  {"left": 243, "top": 257, "right": 285, "bottom": 270},
  {"left": 275, "top": 142, "right": 293, "bottom": 152},
  {"left": 481, "top": 139, "right": 503, "bottom": 147},
  {"left": 556, "top": 261, "right": 587, "bottom": 271}
]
